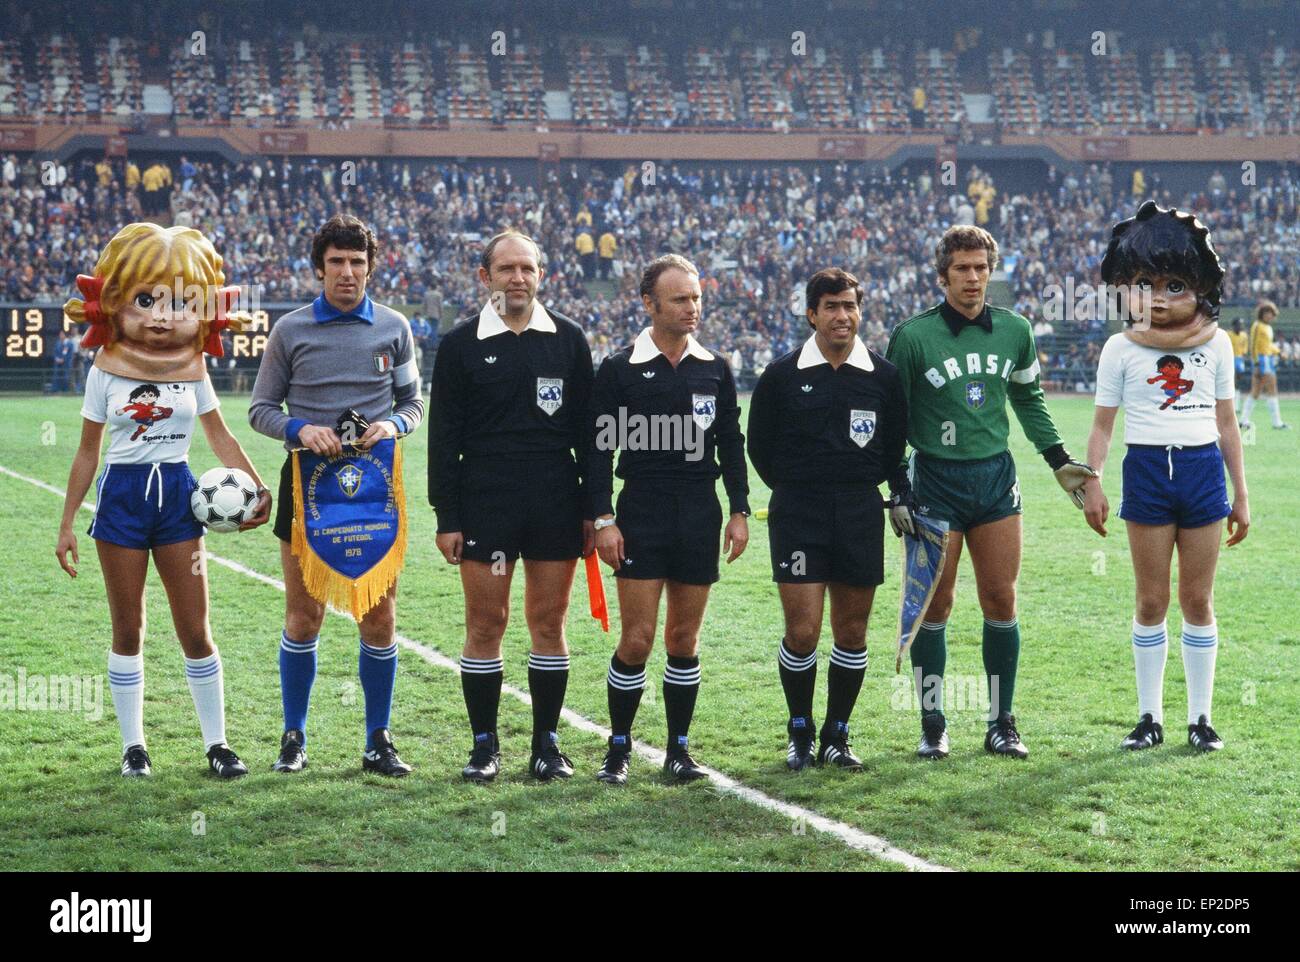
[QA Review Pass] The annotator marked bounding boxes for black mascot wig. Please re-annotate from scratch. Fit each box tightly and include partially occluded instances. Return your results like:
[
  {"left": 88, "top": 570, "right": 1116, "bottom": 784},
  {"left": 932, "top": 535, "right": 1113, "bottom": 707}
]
[{"left": 1100, "top": 200, "right": 1225, "bottom": 321}]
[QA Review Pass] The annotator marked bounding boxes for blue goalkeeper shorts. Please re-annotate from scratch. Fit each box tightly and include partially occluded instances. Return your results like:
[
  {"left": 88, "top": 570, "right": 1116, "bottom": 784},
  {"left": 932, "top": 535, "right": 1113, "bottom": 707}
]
[
  {"left": 88, "top": 462, "right": 204, "bottom": 549},
  {"left": 1118, "top": 443, "right": 1231, "bottom": 529}
]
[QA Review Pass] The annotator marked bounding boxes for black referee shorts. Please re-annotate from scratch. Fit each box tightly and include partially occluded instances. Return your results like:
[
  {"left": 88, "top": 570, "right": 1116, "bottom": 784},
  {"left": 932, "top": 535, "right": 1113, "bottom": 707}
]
[
  {"left": 614, "top": 481, "right": 722, "bottom": 585},
  {"left": 768, "top": 484, "right": 885, "bottom": 587},
  {"left": 273, "top": 454, "right": 295, "bottom": 543},
  {"left": 459, "top": 455, "right": 583, "bottom": 564}
]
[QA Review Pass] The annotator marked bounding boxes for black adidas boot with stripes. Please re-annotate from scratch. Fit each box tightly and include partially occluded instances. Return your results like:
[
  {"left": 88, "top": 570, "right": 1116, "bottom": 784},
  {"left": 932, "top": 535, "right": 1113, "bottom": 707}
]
[
  {"left": 462, "top": 731, "right": 501, "bottom": 782},
  {"left": 917, "top": 713, "right": 949, "bottom": 759},
  {"left": 1187, "top": 714, "right": 1224, "bottom": 752},
  {"left": 663, "top": 737, "right": 708, "bottom": 782},
  {"left": 121, "top": 744, "right": 151, "bottom": 778},
  {"left": 596, "top": 734, "right": 632, "bottom": 785},
  {"left": 272, "top": 729, "right": 307, "bottom": 773},
  {"left": 529, "top": 731, "right": 575, "bottom": 781},
  {"left": 817, "top": 721, "right": 863, "bottom": 771},
  {"left": 786, "top": 715, "right": 816, "bottom": 771},
  {"left": 984, "top": 711, "right": 1029, "bottom": 759},
  {"left": 362, "top": 728, "right": 413, "bottom": 776},
  {"left": 1121, "top": 713, "right": 1164, "bottom": 750},
  {"left": 206, "top": 743, "right": 249, "bottom": 778}
]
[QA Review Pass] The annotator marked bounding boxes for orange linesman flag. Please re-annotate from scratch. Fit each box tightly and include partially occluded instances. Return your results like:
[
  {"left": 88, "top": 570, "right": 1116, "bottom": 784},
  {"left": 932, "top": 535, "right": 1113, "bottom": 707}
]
[{"left": 585, "top": 552, "right": 609, "bottom": 632}]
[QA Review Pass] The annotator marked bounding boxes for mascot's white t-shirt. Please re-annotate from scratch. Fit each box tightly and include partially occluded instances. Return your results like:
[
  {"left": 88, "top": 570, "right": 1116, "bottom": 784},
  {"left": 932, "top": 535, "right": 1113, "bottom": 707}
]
[
  {"left": 1094, "top": 329, "right": 1234, "bottom": 446},
  {"left": 81, "top": 367, "right": 219, "bottom": 464}
]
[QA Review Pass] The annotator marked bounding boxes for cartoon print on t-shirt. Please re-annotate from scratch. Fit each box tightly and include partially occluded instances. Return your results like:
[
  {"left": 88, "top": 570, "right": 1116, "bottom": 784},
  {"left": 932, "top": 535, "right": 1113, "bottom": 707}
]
[
  {"left": 1147, "top": 355, "right": 1193, "bottom": 411},
  {"left": 116, "top": 383, "right": 173, "bottom": 440}
]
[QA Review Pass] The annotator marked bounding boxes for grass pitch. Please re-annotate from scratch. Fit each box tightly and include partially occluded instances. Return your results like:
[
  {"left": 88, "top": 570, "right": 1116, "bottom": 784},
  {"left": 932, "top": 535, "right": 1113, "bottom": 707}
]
[{"left": 1, "top": 394, "right": 1296, "bottom": 871}]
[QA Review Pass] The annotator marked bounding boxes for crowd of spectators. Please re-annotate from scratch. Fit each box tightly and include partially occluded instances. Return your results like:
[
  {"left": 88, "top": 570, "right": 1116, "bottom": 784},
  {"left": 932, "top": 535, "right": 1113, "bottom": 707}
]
[
  {"left": 5, "top": 1, "right": 1300, "bottom": 136},
  {"left": 5, "top": 150, "right": 1299, "bottom": 389}
]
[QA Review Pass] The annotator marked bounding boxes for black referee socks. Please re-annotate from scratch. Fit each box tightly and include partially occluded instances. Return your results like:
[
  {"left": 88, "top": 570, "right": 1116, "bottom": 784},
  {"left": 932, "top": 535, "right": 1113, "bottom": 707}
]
[
  {"left": 823, "top": 643, "right": 867, "bottom": 738},
  {"left": 528, "top": 652, "right": 570, "bottom": 750},
  {"left": 777, "top": 639, "right": 817, "bottom": 721},
  {"left": 459, "top": 655, "right": 503, "bottom": 739},
  {"left": 663, "top": 655, "right": 701, "bottom": 747},
  {"left": 607, "top": 654, "right": 646, "bottom": 737}
]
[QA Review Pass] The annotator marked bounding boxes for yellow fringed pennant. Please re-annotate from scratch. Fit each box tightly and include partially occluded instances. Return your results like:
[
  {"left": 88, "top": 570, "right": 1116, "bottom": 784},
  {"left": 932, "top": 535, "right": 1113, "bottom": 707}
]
[{"left": 291, "top": 442, "right": 407, "bottom": 622}]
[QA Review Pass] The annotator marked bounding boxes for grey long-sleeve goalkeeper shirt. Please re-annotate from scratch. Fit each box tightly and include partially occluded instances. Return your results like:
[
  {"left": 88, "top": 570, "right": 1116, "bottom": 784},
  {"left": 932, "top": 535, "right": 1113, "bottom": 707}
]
[{"left": 248, "top": 292, "right": 425, "bottom": 448}]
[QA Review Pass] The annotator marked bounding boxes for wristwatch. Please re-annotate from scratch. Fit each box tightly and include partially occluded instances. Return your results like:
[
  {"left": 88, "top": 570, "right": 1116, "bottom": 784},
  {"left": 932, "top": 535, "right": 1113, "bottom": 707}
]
[{"left": 593, "top": 517, "right": 617, "bottom": 531}]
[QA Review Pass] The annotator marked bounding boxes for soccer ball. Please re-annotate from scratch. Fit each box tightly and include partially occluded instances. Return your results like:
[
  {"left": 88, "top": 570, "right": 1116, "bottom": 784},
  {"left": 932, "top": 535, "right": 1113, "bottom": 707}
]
[{"left": 191, "top": 466, "right": 258, "bottom": 533}]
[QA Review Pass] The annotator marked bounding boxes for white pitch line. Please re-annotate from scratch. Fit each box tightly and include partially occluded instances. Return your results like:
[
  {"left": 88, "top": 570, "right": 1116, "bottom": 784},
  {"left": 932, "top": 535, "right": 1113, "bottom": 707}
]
[{"left": 9, "top": 462, "right": 950, "bottom": 872}]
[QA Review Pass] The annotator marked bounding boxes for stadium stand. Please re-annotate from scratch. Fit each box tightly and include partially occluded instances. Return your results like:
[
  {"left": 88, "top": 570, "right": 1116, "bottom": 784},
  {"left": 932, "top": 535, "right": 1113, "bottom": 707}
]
[
  {"left": 858, "top": 49, "right": 908, "bottom": 133},
  {"left": 498, "top": 45, "right": 547, "bottom": 125},
  {"left": 1040, "top": 51, "right": 1096, "bottom": 133},
  {"left": 3, "top": 0, "right": 1298, "bottom": 392},
  {"left": 446, "top": 43, "right": 493, "bottom": 124},
  {"left": 625, "top": 46, "right": 675, "bottom": 127},
  {"left": 569, "top": 43, "right": 617, "bottom": 129}
]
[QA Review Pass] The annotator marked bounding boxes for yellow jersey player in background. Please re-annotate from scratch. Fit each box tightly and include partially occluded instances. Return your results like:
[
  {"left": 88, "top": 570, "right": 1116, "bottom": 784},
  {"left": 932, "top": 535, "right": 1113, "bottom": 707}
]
[
  {"left": 1240, "top": 300, "right": 1289, "bottom": 430},
  {"left": 1228, "top": 317, "right": 1248, "bottom": 419}
]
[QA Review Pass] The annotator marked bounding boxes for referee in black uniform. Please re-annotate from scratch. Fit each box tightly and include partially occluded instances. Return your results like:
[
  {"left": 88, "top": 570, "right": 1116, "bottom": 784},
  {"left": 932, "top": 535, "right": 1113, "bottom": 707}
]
[
  {"left": 589, "top": 254, "right": 750, "bottom": 785},
  {"left": 747, "top": 268, "right": 909, "bottom": 772},
  {"left": 428, "top": 229, "right": 595, "bottom": 783}
]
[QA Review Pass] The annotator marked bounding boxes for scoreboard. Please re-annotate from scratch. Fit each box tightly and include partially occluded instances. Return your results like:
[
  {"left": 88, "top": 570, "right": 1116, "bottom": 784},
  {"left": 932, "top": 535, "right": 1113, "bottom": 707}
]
[{"left": 1, "top": 303, "right": 300, "bottom": 389}]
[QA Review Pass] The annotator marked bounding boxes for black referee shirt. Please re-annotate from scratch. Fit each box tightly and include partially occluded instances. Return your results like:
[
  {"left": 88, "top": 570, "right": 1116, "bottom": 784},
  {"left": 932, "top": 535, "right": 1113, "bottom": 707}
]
[
  {"left": 587, "top": 328, "right": 750, "bottom": 518},
  {"left": 428, "top": 301, "right": 593, "bottom": 532},
  {"left": 747, "top": 334, "right": 908, "bottom": 492}
]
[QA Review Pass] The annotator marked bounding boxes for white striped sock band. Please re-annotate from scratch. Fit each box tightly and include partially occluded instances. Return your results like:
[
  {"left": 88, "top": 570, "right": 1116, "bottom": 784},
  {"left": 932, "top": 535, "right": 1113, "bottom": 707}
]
[
  {"left": 984, "top": 618, "right": 1019, "bottom": 629},
  {"left": 1181, "top": 632, "right": 1218, "bottom": 648},
  {"left": 919, "top": 621, "right": 947, "bottom": 632},
  {"left": 607, "top": 663, "right": 646, "bottom": 691},
  {"left": 528, "top": 653, "right": 570, "bottom": 671},
  {"left": 829, "top": 645, "right": 867, "bottom": 670},
  {"left": 778, "top": 642, "right": 817, "bottom": 672},
  {"left": 664, "top": 663, "right": 701, "bottom": 686},
  {"left": 107, "top": 668, "right": 143, "bottom": 687},
  {"left": 460, "top": 655, "right": 504, "bottom": 675},
  {"left": 360, "top": 640, "right": 398, "bottom": 660},
  {"left": 281, "top": 632, "right": 318, "bottom": 654},
  {"left": 184, "top": 652, "right": 222, "bottom": 679}
]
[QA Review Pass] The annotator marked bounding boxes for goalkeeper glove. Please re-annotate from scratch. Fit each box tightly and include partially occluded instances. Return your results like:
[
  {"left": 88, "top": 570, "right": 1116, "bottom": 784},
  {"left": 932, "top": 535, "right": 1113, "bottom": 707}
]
[
  {"left": 1042, "top": 443, "right": 1098, "bottom": 509},
  {"left": 887, "top": 486, "right": 917, "bottom": 538}
]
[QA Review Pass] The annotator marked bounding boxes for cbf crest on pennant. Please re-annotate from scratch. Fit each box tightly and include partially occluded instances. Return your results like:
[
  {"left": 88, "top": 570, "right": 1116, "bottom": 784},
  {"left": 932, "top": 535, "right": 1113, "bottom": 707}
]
[
  {"left": 692, "top": 394, "right": 716, "bottom": 430},
  {"left": 536, "top": 377, "right": 563, "bottom": 415},
  {"left": 374, "top": 353, "right": 392, "bottom": 374},
  {"left": 336, "top": 462, "right": 364, "bottom": 498},
  {"left": 849, "top": 409, "right": 876, "bottom": 448},
  {"left": 966, "top": 380, "right": 986, "bottom": 409}
]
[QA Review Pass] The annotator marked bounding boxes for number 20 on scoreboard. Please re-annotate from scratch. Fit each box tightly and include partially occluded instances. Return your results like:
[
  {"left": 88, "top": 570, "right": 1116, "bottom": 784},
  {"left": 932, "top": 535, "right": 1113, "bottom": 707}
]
[{"left": 5, "top": 307, "right": 68, "bottom": 359}]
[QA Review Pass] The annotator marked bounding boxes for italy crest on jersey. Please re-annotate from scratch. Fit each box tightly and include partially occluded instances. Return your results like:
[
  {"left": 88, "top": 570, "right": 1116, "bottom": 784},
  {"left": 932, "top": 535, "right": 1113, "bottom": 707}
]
[
  {"left": 536, "top": 377, "right": 563, "bottom": 416},
  {"left": 849, "top": 409, "right": 876, "bottom": 448},
  {"left": 966, "top": 380, "right": 986, "bottom": 409},
  {"left": 692, "top": 394, "right": 716, "bottom": 430},
  {"left": 374, "top": 353, "right": 392, "bottom": 374}
]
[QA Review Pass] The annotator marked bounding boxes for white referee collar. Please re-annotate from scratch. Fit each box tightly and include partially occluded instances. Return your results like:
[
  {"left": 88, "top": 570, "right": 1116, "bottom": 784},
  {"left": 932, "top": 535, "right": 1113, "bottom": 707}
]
[
  {"left": 476, "top": 298, "right": 556, "bottom": 339},
  {"left": 629, "top": 327, "right": 714, "bottom": 364},
  {"left": 797, "top": 334, "right": 874, "bottom": 371}
]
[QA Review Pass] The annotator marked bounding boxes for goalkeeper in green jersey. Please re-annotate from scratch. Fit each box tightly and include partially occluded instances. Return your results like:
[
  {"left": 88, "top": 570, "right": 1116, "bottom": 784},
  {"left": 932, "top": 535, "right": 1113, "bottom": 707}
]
[{"left": 886, "top": 225, "right": 1096, "bottom": 759}]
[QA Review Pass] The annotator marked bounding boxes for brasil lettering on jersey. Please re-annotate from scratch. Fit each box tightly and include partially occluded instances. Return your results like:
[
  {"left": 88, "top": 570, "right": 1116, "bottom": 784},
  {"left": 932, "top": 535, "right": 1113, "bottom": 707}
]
[{"left": 923, "top": 352, "right": 1016, "bottom": 389}]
